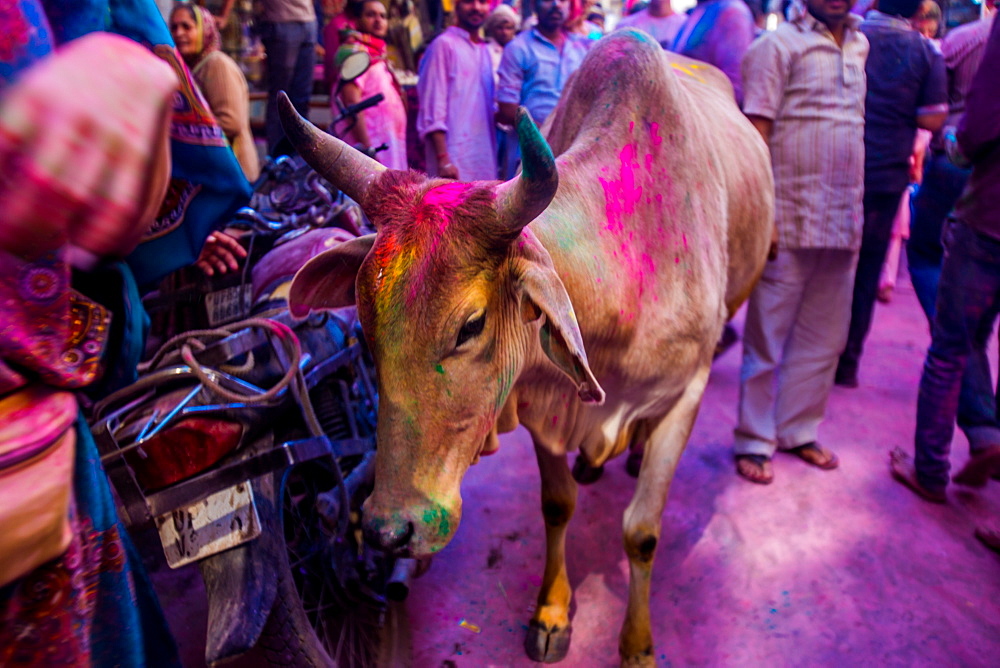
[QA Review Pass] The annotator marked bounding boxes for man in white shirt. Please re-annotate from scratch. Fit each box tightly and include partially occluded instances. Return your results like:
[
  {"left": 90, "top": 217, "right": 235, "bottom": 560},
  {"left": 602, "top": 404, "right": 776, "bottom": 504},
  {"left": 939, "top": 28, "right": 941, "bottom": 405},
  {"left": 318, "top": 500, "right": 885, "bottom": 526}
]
[
  {"left": 616, "top": 0, "right": 686, "bottom": 48},
  {"left": 416, "top": 0, "right": 497, "bottom": 181}
]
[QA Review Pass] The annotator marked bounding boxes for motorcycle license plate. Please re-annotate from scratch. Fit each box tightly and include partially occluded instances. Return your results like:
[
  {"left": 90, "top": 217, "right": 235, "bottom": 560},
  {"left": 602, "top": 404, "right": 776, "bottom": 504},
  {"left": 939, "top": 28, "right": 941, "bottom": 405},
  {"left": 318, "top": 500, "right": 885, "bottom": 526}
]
[
  {"left": 205, "top": 284, "right": 252, "bottom": 326},
  {"left": 155, "top": 483, "right": 261, "bottom": 569}
]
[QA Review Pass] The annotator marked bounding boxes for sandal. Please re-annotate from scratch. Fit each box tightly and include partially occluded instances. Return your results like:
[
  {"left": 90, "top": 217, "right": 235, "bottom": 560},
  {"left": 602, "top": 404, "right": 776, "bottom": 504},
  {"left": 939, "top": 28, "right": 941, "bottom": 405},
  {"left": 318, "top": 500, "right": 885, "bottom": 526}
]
[
  {"left": 736, "top": 454, "right": 774, "bottom": 485},
  {"left": 786, "top": 442, "right": 839, "bottom": 470}
]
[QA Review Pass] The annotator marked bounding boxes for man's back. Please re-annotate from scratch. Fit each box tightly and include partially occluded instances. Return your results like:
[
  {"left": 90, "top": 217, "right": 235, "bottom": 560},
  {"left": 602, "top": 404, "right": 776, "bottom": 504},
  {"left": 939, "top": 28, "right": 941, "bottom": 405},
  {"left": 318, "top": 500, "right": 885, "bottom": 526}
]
[
  {"left": 861, "top": 11, "right": 947, "bottom": 193},
  {"left": 942, "top": 14, "right": 995, "bottom": 123},
  {"left": 258, "top": 0, "right": 315, "bottom": 23},
  {"left": 953, "top": 16, "right": 1000, "bottom": 239}
]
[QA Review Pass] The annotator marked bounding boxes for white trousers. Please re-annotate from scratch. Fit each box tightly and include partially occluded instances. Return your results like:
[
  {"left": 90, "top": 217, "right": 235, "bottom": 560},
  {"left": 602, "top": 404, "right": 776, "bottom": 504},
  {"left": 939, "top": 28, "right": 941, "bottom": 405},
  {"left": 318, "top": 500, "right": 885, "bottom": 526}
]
[{"left": 734, "top": 248, "right": 859, "bottom": 457}]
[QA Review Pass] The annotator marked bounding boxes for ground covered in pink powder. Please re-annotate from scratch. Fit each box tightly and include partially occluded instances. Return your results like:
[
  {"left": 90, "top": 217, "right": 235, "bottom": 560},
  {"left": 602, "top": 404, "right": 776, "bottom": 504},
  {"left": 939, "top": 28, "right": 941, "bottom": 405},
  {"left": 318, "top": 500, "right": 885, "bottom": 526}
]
[{"left": 406, "top": 273, "right": 1000, "bottom": 666}]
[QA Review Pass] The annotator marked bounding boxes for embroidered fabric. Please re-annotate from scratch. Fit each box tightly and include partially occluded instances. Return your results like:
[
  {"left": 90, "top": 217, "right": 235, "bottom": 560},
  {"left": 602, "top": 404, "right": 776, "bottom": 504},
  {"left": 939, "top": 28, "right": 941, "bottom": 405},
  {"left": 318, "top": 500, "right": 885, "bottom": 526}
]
[{"left": 0, "top": 252, "right": 110, "bottom": 396}]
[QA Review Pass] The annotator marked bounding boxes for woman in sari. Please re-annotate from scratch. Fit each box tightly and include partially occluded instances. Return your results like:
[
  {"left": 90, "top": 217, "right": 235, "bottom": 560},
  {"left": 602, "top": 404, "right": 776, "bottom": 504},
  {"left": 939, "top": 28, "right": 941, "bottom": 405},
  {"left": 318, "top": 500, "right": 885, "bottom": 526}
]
[
  {"left": 170, "top": 3, "right": 260, "bottom": 182},
  {"left": 334, "top": 0, "right": 408, "bottom": 170},
  {"left": 1, "top": 1, "right": 250, "bottom": 664},
  {"left": 0, "top": 18, "right": 180, "bottom": 668}
]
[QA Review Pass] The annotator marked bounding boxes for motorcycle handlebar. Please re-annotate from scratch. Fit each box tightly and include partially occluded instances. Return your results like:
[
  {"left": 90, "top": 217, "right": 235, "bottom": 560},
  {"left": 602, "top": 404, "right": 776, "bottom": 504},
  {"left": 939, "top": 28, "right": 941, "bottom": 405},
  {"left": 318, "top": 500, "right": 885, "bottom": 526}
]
[
  {"left": 337, "top": 93, "right": 384, "bottom": 122},
  {"left": 234, "top": 208, "right": 284, "bottom": 233}
]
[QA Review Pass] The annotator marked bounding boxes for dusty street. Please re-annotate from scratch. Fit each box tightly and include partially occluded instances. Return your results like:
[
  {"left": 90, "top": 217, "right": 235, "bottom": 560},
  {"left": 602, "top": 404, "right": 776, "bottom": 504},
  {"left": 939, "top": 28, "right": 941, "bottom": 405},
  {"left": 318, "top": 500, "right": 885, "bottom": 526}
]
[{"left": 405, "top": 272, "right": 1000, "bottom": 667}]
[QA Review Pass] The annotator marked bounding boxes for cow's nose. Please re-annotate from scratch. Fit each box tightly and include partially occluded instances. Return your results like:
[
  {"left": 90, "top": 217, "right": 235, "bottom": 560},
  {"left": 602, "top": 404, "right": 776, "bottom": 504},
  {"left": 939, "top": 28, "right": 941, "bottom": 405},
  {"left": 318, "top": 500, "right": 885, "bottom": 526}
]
[{"left": 362, "top": 515, "right": 414, "bottom": 554}]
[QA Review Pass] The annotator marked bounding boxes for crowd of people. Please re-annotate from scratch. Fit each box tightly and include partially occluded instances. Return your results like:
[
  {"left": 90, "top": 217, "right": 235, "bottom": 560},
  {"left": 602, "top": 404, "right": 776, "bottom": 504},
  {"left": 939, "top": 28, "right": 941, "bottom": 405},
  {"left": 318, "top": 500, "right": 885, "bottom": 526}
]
[
  {"left": 1, "top": 0, "right": 998, "bottom": 663},
  {"left": 731, "top": 0, "right": 1000, "bottom": 562},
  {"left": 331, "top": 0, "right": 752, "bottom": 180},
  {"left": 235, "top": 0, "right": 761, "bottom": 180}
]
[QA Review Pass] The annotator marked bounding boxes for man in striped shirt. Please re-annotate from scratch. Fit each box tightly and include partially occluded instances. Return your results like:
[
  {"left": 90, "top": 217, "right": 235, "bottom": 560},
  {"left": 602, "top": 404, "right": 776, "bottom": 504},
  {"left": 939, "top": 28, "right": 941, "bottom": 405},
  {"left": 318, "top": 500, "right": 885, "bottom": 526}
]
[{"left": 733, "top": 0, "right": 869, "bottom": 485}]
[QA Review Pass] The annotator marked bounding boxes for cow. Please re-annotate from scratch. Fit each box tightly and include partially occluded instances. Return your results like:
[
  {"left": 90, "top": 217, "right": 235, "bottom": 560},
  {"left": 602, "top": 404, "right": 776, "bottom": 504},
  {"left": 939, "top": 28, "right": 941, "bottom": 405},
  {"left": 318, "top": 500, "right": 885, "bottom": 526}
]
[{"left": 280, "top": 29, "right": 772, "bottom": 666}]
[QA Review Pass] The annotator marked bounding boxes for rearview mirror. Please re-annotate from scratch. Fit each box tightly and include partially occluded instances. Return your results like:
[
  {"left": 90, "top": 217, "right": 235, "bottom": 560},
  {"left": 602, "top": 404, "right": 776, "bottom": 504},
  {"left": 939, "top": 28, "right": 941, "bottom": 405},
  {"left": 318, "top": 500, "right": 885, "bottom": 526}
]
[{"left": 339, "top": 50, "right": 371, "bottom": 83}]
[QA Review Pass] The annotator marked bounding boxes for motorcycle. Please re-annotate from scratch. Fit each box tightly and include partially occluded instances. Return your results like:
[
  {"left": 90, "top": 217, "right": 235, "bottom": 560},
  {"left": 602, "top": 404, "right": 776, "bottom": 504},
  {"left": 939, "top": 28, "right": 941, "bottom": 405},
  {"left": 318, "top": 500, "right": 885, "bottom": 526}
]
[
  {"left": 90, "top": 64, "right": 413, "bottom": 666},
  {"left": 142, "top": 47, "right": 385, "bottom": 336}
]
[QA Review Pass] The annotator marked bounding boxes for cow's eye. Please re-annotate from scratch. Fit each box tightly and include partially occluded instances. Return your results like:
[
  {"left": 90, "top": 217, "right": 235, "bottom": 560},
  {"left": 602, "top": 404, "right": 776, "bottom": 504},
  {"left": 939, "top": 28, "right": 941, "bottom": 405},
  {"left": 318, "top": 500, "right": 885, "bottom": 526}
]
[{"left": 456, "top": 312, "right": 486, "bottom": 347}]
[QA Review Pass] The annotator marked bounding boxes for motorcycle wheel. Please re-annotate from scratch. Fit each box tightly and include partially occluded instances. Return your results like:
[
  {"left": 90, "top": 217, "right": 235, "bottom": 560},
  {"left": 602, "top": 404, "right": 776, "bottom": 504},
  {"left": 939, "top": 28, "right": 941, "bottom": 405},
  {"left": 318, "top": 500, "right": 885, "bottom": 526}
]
[{"left": 258, "top": 457, "right": 406, "bottom": 668}]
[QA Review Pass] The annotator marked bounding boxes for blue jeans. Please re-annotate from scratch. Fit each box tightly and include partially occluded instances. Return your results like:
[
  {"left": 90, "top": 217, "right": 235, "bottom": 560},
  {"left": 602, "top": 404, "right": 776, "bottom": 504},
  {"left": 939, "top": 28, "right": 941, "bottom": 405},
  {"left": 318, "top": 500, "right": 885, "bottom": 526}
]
[
  {"left": 906, "top": 154, "right": 995, "bottom": 451},
  {"left": 907, "top": 152, "right": 972, "bottom": 317},
  {"left": 260, "top": 21, "right": 317, "bottom": 154},
  {"left": 914, "top": 219, "right": 1000, "bottom": 491}
]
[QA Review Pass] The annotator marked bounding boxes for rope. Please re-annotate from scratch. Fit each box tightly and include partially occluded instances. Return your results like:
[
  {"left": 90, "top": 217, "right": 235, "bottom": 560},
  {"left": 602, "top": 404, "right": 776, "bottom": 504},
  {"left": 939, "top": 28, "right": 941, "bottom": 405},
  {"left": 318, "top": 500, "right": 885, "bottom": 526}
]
[
  {"left": 180, "top": 318, "right": 301, "bottom": 405},
  {"left": 141, "top": 326, "right": 233, "bottom": 373},
  {"left": 143, "top": 315, "right": 351, "bottom": 537}
]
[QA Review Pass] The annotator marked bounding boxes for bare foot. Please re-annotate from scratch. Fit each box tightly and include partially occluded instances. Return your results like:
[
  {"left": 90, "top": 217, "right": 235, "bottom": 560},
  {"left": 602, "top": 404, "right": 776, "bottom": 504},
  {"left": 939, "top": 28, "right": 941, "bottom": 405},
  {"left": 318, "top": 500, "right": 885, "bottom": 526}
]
[
  {"left": 953, "top": 445, "right": 1000, "bottom": 488},
  {"left": 786, "top": 442, "right": 839, "bottom": 470},
  {"left": 736, "top": 454, "right": 773, "bottom": 485},
  {"left": 889, "top": 448, "right": 946, "bottom": 503}
]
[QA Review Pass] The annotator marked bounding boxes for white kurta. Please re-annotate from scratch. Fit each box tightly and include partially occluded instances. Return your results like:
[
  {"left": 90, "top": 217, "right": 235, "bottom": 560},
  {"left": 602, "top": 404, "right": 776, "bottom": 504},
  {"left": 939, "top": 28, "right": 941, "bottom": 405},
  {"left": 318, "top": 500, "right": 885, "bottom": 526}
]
[{"left": 416, "top": 26, "right": 498, "bottom": 181}]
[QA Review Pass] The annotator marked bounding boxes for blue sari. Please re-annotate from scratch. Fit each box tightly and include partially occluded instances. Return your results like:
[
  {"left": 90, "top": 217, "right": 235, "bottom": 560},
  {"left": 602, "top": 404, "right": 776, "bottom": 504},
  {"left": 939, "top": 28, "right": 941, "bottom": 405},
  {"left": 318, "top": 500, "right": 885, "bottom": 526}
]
[{"left": 0, "top": 1, "right": 250, "bottom": 664}]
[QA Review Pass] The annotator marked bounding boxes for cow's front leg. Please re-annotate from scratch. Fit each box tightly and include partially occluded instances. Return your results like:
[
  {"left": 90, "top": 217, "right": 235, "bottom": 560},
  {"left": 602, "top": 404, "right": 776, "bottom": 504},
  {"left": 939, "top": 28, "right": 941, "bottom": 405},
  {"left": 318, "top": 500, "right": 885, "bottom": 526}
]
[
  {"left": 620, "top": 365, "right": 710, "bottom": 667},
  {"left": 525, "top": 444, "right": 578, "bottom": 663}
]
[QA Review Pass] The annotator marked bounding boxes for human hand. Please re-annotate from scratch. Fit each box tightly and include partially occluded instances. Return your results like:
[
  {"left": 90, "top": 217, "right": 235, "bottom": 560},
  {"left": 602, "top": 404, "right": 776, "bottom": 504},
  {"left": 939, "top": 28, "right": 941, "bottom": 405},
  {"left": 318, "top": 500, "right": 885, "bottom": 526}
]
[
  {"left": 909, "top": 148, "right": 925, "bottom": 184},
  {"left": 438, "top": 161, "right": 459, "bottom": 180},
  {"left": 214, "top": 12, "right": 229, "bottom": 29},
  {"left": 195, "top": 231, "right": 248, "bottom": 276},
  {"left": 908, "top": 154, "right": 922, "bottom": 185},
  {"left": 0, "top": 34, "right": 177, "bottom": 265},
  {"left": 943, "top": 125, "right": 970, "bottom": 169}
]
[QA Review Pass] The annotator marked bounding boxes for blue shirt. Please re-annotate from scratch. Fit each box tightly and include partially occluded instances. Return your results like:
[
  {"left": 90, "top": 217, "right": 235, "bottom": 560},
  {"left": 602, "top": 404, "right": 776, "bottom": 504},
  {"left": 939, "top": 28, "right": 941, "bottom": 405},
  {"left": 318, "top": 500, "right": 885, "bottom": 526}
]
[
  {"left": 861, "top": 10, "right": 948, "bottom": 194},
  {"left": 496, "top": 28, "right": 590, "bottom": 126}
]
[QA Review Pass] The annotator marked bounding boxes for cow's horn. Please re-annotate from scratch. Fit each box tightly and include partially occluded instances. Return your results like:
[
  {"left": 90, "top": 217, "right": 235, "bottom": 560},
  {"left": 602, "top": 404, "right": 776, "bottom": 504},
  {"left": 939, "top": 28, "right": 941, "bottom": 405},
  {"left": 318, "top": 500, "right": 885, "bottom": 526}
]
[
  {"left": 496, "top": 107, "right": 558, "bottom": 233},
  {"left": 277, "top": 91, "right": 385, "bottom": 206}
]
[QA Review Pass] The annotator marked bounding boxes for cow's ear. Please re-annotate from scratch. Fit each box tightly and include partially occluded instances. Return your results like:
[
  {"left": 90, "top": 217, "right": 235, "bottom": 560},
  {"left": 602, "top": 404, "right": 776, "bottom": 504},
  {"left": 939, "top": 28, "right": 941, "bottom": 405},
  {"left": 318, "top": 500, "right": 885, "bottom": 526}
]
[
  {"left": 289, "top": 234, "right": 375, "bottom": 317},
  {"left": 519, "top": 263, "right": 605, "bottom": 405}
]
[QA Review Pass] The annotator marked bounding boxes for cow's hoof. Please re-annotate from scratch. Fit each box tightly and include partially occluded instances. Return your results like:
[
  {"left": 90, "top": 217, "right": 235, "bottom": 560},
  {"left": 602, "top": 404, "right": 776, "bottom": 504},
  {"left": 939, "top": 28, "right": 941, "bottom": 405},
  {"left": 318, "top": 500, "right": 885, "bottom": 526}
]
[
  {"left": 572, "top": 455, "right": 604, "bottom": 485},
  {"left": 625, "top": 451, "right": 643, "bottom": 478},
  {"left": 524, "top": 620, "right": 571, "bottom": 663}
]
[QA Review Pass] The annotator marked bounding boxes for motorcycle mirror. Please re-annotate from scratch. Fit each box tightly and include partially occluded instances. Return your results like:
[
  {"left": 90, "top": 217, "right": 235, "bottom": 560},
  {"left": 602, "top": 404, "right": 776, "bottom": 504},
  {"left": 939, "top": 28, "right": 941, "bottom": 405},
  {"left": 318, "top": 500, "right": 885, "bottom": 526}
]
[{"left": 339, "top": 50, "right": 371, "bottom": 84}]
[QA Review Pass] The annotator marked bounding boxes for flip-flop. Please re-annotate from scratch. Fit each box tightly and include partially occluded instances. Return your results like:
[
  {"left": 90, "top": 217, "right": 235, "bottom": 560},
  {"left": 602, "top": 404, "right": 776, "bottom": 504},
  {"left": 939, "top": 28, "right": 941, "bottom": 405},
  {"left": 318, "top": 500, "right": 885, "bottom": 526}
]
[
  {"left": 736, "top": 454, "right": 774, "bottom": 485},
  {"left": 786, "top": 442, "right": 839, "bottom": 470},
  {"left": 889, "top": 447, "right": 946, "bottom": 504}
]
